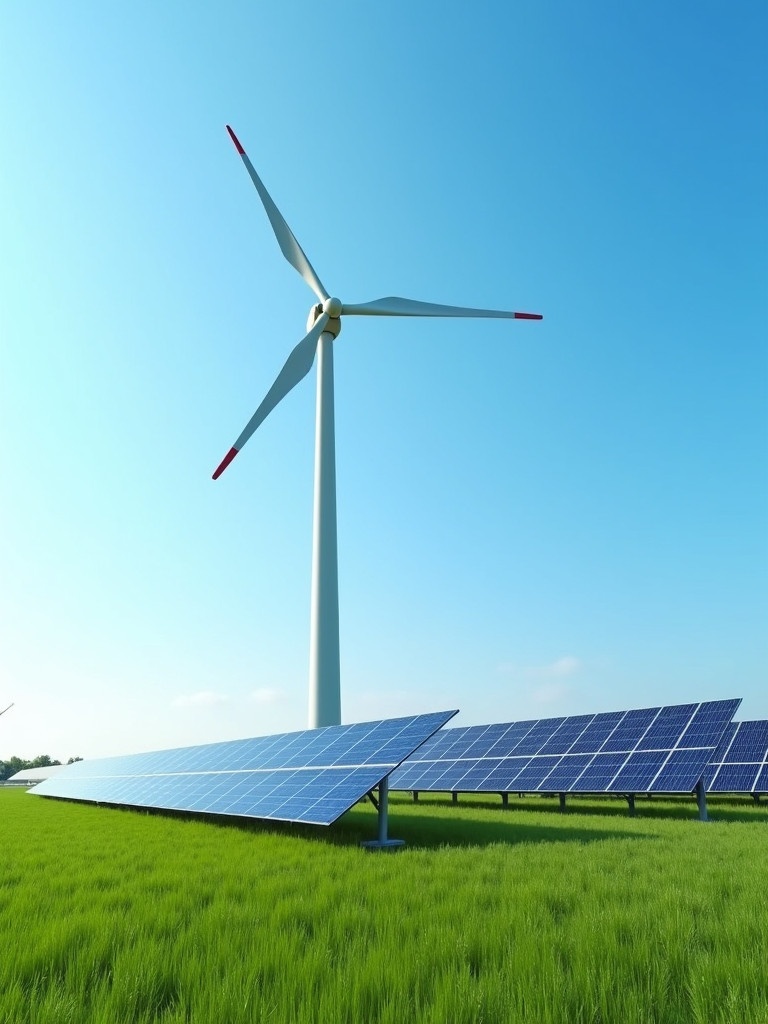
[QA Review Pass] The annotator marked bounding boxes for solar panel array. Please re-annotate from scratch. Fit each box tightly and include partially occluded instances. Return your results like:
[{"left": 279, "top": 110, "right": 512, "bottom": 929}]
[
  {"left": 30, "top": 710, "right": 457, "bottom": 826},
  {"left": 389, "top": 699, "right": 740, "bottom": 796},
  {"left": 705, "top": 720, "right": 768, "bottom": 794}
]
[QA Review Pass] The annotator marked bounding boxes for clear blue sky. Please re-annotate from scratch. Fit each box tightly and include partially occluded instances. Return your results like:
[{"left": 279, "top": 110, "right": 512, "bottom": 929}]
[{"left": 1, "top": 3, "right": 766, "bottom": 760}]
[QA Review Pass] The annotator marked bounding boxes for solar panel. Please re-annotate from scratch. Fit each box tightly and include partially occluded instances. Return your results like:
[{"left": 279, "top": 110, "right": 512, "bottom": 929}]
[
  {"left": 390, "top": 699, "right": 740, "bottom": 796},
  {"left": 30, "top": 710, "right": 458, "bottom": 826},
  {"left": 705, "top": 720, "right": 768, "bottom": 794}
]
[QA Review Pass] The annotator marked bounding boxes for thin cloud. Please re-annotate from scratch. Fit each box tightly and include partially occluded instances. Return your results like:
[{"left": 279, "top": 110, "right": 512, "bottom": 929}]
[
  {"left": 531, "top": 680, "right": 572, "bottom": 705},
  {"left": 172, "top": 691, "right": 229, "bottom": 708},
  {"left": 537, "top": 656, "right": 582, "bottom": 679},
  {"left": 248, "top": 687, "right": 284, "bottom": 706},
  {"left": 498, "top": 656, "right": 583, "bottom": 680}
]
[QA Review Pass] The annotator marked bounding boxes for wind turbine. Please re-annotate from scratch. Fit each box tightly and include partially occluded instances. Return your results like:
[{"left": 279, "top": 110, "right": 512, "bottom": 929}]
[{"left": 213, "top": 125, "right": 542, "bottom": 729}]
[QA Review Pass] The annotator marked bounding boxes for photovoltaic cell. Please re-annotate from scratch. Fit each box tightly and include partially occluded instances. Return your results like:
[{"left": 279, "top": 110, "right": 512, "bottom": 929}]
[
  {"left": 705, "top": 720, "right": 768, "bottom": 793},
  {"left": 538, "top": 716, "right": 593, "bottom": 755},
  {"left": 539, "top": 754, "right": 594, "bottom": 790},
  {"left": 567, "top": 713, "right": 623, "bottom": 754},
  {"left": 30, "top": 710, "right": 458, "bottom": 825},
  {"left": 389, "top": 699, "right": 741, "bottom": 796}
]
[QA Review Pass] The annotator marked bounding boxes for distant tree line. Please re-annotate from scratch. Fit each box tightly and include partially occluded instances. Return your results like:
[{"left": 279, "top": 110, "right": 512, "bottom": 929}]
[{"left": 0, "top": 754, "right": 82, "bottom": 781}]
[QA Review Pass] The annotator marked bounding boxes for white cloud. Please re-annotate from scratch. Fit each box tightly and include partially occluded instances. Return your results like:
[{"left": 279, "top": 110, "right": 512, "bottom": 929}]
[
  {"left": 172, "top": 690, "right": 229, "bottom": 708},
  {"left": 495, "top": 656, "right": 584, "bottom": 708},
  {"left": 248, "top": 687, "right": 283, "bottom": 706},
  {"left": 497, "top": 655, "right": 583, "bottom": 680},
  {"left": 538, "top": 656, "right": 582, "bottom": 679},
  {"left": 531, "top": 680, "right": 572, "bottom": 705}
]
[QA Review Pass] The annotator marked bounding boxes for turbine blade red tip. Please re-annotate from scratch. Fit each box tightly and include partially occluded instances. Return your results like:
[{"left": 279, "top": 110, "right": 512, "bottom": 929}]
[
  {"left": 513, "top": 312, "right": 543, "bottom": 320},
  {"left": 225, "top": 125, "right": 245, "bottom": 155},
  {"left": 212, "top": 446, "right": 239, "bottom": 480}
]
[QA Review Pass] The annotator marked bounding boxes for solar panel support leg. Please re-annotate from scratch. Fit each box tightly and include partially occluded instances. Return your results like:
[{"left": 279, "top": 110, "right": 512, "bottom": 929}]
[
  {"left": 501, "top": 792, "right": 509, "bottom": 809},
  {"left": 627, "top": 794, "right": 636, "bottom": 817},
  {"left": 559, "top": 793, "right": 566, "bottom": 813},
  {"left": 695, "top": 779, "right": 708, "bottom": 821},
  {"left": 412, "top": 790, "right": 419, "bottom": 802},
  {"left": 362, "top": 775, "right": 405, "bottom": 851},
  {"left": 452, "top": 791, "right": 458, "bottom": 805}
]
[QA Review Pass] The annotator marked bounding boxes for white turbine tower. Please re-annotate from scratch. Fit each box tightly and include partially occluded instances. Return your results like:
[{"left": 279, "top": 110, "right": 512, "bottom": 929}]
[{"left": 213, "top": 125, "right": 542, "bottom": 729}]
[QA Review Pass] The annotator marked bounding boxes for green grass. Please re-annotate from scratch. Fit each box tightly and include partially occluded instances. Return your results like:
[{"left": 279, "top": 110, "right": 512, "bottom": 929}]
[{"left": 2, "top": 787, "right": 767, "bottom": 1023}]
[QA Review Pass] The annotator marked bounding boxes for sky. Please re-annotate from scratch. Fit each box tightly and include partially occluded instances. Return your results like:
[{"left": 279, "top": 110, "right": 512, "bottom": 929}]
[{"left": 1, "top": 2, "right": 766, "bottom": 761}]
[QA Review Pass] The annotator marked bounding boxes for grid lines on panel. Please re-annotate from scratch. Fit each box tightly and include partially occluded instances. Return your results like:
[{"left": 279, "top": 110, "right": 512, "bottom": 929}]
[{"left": 705, "top": 720, "right": 768, "bottom": 793}]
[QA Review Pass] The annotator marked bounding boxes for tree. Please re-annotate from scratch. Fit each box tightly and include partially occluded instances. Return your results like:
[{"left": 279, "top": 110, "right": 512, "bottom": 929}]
[
  {"left": 30, "top": 755, "right": 61, "bottom": 768},
  {"left": 0, "top": 754, "right": 68, "bottom": 781}
]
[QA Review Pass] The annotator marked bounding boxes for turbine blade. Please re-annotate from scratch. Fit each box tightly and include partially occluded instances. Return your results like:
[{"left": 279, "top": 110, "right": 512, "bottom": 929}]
[
  {"left": 225, "top": 125, "right": 329, "bottom": 303},
  {"left": 341, "top": 296, "right": 542, "bottom": 319},
  {"left": 212, "top": 313, "right": 330, "bottom": 479}
]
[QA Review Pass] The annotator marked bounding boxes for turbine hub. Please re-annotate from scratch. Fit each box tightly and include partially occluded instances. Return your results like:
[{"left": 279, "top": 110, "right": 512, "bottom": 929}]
[
  {"left": 307, "top": 303, "right": 341, "bottom": 338},
  {"left": 323, "top": 296, "right": 343, "bottom": 318}
]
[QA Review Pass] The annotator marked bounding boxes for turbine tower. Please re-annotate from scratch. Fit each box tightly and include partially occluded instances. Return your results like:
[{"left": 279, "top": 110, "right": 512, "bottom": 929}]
[{"left": 213, "top": 126, "right": 542, "bottom": 728}]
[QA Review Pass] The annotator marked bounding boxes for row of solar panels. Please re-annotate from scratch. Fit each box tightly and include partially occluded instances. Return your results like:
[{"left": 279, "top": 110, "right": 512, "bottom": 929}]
[
  {"left": 390, "top": 700, "right": 768, "bottom": 797},
  {"left": 28, "top": 699, "right": 767, "bottom": 841}
]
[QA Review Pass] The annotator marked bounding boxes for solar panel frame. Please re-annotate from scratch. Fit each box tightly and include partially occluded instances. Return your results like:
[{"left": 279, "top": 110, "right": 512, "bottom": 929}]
[
  {"left": 30, "top": 711, "right": 458, "bottom": 826},
  {"left": 390, "top": 699, "right": 741, "bottom": 797}
]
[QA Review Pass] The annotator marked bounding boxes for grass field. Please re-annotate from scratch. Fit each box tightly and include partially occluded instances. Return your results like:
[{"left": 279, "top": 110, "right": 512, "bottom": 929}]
[{"left": 1, "top": 787, "right": 767, "bottom": 1023}]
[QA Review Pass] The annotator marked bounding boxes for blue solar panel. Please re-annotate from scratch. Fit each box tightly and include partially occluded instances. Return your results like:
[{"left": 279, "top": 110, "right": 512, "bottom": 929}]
[
  {"left": 463, "top": 724, "right": 508, "bottom": 758},
  {"left": 573, "top": 752, "right": 629, "bottom": 791},
  {"left": 390, "top": 699, "right": 741, "bottom": 796},
  {"left": 601, "top": 707, "right": 660, "bottom": 753},
  {"left": 567, "top": 713, "right": 622, "bottom": 754},
  {"left": 637, "top": 704, "right": 697, "bottom": 751},
  {"left": 611, "top": 751, "right": 669, "bottom": 792},
  {"left": 30, "top": 711, "right": 457, "bottom": 825},
  {"left": 538, "top": 716, "right": 593, "bottom": 755},
  {"left": 538, "top": 754, "right": 593, "bottom": 790},
  {"left": 482, "top": 722, "right": 532, "bottom": 757},
  {"left": 511, "top": 719, "right": 566, "bottom": 756},
  {"left": 705, "top": 720, "right": 768, "bottom": 793},
  {"left": 480, "top": 758, "right": 530, "bottom": 790},
  {"left": 508, "top": 756, "right": 562, "bottom": 790}
]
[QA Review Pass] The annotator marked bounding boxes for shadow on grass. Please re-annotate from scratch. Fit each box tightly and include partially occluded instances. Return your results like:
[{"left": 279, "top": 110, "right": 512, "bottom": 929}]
[
  {"left": 35, "top": 789, "right": 765, "bottom": 852},
  {"left": 386, "top": 792, "right": 768, "bottom": 825},
  {"left": 166, "top": 800, "right": 659, "bottom": 849},
  {"left": 49, "top": 796, "right": 652, "bottom": 849},
  {"left": 332, "top": 807, "right": 656, "bottom": 850}
]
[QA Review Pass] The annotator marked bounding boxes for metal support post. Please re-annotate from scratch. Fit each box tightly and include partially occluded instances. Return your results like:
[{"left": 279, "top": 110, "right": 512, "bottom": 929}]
[
  {"left": 451, "top": 791, "right": 458, "bottom": 805},
  {"left": 695, "top": 779, "right": 708, "bottom": 821},
  {"left": 378, "top": 775, "right": 389, "bottom": 843},
  {"left": 627, "top": 794, "right": 636, "bottom": 817},
  {"left": 500, "top": 792, "right": 509, "bottom": 809},
  {"left": 412, "top": 790, "right": 419, "bottom": 803},
  {"left": 361, "top": 775, "right": 405, "bottom": 851},
  {"left": 559, "top": 793, "right": 567, "bottom": 813}
]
